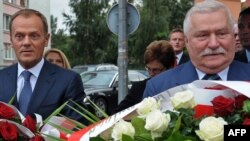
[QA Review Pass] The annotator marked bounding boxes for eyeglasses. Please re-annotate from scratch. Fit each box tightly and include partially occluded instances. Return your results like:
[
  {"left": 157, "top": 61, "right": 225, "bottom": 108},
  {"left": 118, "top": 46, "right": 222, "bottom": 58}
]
[{"left": 145, "top": 66, "right": 165, "bottom": 73}]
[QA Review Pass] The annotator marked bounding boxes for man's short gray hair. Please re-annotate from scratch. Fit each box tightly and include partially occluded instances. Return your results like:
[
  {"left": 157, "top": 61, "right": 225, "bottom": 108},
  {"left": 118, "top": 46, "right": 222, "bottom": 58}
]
[{"left": 183, "top": 0, "right": 234, "bottom": 36}]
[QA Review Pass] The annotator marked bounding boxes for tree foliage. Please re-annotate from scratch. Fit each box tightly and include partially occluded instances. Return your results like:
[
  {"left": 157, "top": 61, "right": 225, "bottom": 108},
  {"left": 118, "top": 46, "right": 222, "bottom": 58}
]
[
  {"left": 52, "top": 0, "right": 193, "bottom": 68},
  {"left": 129, "top": 0, "right": 193, "bottom": 67},
  {"left": 50, "top": 15, "right": 73, "bottom": 64},
  {"left": 62, "top": 0, "right": 115, "bottom": 66}
]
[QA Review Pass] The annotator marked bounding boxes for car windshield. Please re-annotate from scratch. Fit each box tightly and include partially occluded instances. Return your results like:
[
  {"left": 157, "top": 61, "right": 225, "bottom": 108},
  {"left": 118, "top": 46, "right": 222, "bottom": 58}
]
[{"left": 82, "top": 72, "right": 115, "bottom": 87}]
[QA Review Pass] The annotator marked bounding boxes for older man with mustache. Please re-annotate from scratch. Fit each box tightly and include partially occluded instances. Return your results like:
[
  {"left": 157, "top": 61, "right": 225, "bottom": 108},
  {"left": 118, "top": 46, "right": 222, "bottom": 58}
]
[{"left": 143, "top": 0, "right": 250, "bottom": 98}]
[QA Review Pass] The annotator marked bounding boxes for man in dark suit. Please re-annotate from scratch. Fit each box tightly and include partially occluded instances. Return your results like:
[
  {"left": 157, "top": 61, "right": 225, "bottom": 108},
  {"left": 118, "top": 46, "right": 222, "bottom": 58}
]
[
  {"left": 0, "top": 9, "right": 86, "bottom": 123},
  {"left": 143, "top": 0, "right": 250, "bottom": 98},
  {"left": 169, "top": 28, "right": 190, "bottom": 65},
  {"left": 112, "top": 40, "right": 176, "bottom": 113},
  {"left": 234, "top": 7, "right": 250, "bottom": 63}
]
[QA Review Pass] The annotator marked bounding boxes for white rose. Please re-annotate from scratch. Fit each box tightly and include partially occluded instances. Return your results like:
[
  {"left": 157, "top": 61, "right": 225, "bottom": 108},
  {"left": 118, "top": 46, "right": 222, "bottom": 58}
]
[
  {"left": 195, "top": 116, "right": 228, "bottom": 141},
  {"left": 111, "top": 120, "right": 135, "bottom": 141},
  {"left": 145, "top": 110, "right": 170, "bottom": 139},
  {"left": 137, "top": 97, "right": 160, "bottom": 117},
  {"left": 170, "top": 90, "right": 196, "bottom": 109}
]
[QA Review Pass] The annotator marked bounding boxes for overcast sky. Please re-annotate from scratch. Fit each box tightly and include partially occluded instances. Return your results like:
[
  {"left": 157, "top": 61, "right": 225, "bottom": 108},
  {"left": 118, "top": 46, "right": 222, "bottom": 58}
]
[{"left": 50, "top": 0, "right": 71, "bottom": 30}]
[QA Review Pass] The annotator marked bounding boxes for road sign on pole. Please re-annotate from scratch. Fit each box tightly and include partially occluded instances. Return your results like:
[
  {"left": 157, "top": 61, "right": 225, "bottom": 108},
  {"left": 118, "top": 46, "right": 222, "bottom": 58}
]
[
  {"left": 106, "top": 2, "right": 140, "bottom": 103},
  {"left": 107, "top": 3, "right": 140, "bottom": 35}
]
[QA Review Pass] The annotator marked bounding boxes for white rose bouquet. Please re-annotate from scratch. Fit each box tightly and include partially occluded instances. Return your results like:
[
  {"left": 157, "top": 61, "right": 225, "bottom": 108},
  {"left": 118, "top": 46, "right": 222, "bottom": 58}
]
[{"left": 63, "top": 80, "right": 250, "bottom": 141}]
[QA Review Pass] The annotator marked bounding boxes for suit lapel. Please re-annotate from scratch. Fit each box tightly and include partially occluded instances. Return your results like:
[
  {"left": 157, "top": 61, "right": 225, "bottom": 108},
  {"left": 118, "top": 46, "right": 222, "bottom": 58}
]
[
  {"left": 175, "top": 62, "right": 198, "bottom": 85},
  {"left": 179, "top": 53, "right": 190, "bottom": 65},
  {"left": 228, "top": 61, "right": 250, "bottom": 80},
  {"left": 27, "top": 61, "right": 56, "bottom": 114},
  {"left": 5, "top": 65, "right": 18, "bottom": 105}
]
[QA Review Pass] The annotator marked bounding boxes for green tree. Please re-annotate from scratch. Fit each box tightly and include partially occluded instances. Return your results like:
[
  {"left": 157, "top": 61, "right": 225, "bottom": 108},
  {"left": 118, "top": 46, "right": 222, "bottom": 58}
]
[
  {"left": 129, "top": 0, "right": 171, "bottom": 68},
  {"left": 63, "top": 0, "right": 115, "bottom": 66},
  {"left": 167, "top": 0, "right": 194, "bottom": 31},
  {"left": 129, "top": 0, "right": 193, "bottom": 67},
  {"left": 50, "top": 15, "right": 73, "bottom": 64}
]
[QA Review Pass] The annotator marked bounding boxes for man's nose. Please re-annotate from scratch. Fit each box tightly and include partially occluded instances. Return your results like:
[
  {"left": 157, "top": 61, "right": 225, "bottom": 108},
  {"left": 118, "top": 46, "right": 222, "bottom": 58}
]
[
  {"left": 22, "top": 36, "right": 31, "bottom": 45},
  {"left": 208, "top": 34, "right": 219, "bottom": 48}
]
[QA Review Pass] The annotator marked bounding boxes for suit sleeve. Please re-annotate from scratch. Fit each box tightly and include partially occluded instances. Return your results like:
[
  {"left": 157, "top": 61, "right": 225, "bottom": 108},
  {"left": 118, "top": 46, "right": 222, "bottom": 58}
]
[
  {"left": 143, "top": 79, "right": 155, "bottom": 98},
  {"left": 62, "top": 73, "right": 89, "bottom": 125}
]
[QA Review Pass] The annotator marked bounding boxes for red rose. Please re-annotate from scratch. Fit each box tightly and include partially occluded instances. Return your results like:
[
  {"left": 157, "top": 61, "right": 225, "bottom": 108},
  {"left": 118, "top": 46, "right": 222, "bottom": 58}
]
[
  {"left": 29, "top": 135, "right": 45, "bottom": 141},
  {"left": 0, "top": 103, "right": 15, "bottom": 119},
  {"left": 0, "top": 121, "right": 18, "bottom": 141},
  {"left": 211, "top": 95, "right": 235, "bottom": 117},
  {"left": 235, "top": 95, "right": 250, "bottom": 110},
  {"left": 23, "top": 115, "right": 37, "bottom": 133},
  {"left": 243, "top": 118, "right": 250, "bottom": 125}
]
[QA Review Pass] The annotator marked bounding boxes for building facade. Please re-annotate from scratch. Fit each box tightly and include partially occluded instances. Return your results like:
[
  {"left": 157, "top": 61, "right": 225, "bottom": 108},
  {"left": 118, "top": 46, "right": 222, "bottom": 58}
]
[
  {"left": 195, "top": 0, "right": 242, "bottom": 22},
  {"left": 0, "top": 0, "right": 50, "bottom": 66}
]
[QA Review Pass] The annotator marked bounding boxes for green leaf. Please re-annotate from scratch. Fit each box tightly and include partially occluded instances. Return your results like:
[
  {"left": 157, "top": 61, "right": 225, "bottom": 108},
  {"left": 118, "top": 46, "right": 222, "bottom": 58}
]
[
  {"left": 41, "top": 132, "right": 66, "bottom": 141},
  {"left": 243, "top": 100, "right": 250, "bottom": 115},
  {"left": 90, "top": 137, "right": 105, "bottom": 141},
  {"left": 8, "top": 91, "right": 16, "bottom": 105},
  {"left": 59, "top": 113, "right": 86, "bottom": 129},
  {"left": 69, "top": 100, "right": 100, "bottom": 122},
  {"left": 131, "top": 117, "right": 150, "bottom": 136},
  {"left": 66, "top": 104, "right": 96, "bottom": 123},
  {"left": 166, "top": 131, "right": 196, "bottom": 141},
  {"left": 84, "top": 97, "right": 109, "bottom": 118},
  {"left": 44, "top": 101, "right": 68, "bottom": 123},
  {"left": 173, "top": 114, "right": 182, "bottom": 133},
  {"left": 48, "top": 121, "right": 74, "bottom": 134},
  {"left": 122, "top": 134, "right": 134, "bottom": 141},
  {"left": 134, "top": 134, "right": 153, "bottom": 141}
]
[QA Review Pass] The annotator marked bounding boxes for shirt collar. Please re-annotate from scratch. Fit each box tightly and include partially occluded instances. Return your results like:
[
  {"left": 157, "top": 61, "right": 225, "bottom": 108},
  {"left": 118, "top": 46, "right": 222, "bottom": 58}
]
[
  {"left": 196, "top": 66, "right": 229, "bottom": 81},
  {"left": 245, "top": 49, "right": 250, "bottom": 63},
  {"left": 18, "top": 58, "right": 44, "bottom": 78},
  {"left": 176, "top": 51, "right": 183, "bottom": 63}
]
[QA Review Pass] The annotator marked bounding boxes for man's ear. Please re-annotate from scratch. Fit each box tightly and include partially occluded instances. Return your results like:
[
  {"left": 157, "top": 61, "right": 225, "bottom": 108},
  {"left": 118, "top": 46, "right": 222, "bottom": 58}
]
[{"left": 44, "top": 33, "right": 50, "bottom": 47}]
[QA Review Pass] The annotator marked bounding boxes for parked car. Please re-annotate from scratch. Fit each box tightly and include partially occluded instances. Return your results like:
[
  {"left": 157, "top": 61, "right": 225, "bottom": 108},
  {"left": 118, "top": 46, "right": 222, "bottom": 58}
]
[
  {"left": 82, "top": 70, "right": 148, "bottom": 118},
  {"left": 72, "top": 64, "right": 118, "bottom": 74}
]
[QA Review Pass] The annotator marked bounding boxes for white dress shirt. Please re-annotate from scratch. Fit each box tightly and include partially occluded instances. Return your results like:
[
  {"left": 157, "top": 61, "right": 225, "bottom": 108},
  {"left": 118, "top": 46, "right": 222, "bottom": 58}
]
[
  {"left": 196, "top": 67, "right": 229, "bottom": 81},
  {"left": 176, "top": 51, "right": 183, "bottom": 65},
  {"left": 17, "top": 58, "right": 44, "bottom": 101}
]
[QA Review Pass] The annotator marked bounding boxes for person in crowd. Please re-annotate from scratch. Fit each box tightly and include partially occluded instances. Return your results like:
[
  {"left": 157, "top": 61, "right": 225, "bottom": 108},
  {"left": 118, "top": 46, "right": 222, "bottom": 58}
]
[
  {"left": 169, "top": 28, "right": 189, "bottom": 65},
  {"left": 234, "top": 7, "right": 250, "bottom": 63},
  {"left": 234, "top": 23, "right": 243, "bottom": 52},
  {"left": 0, "top": 9, "right": 87, "bottom": 123},
  {"left": 143, "top": 0, "right": 250, "bottom": 98},
  {"left": 112, "top": 40, "right": 176, "bottom": 113},
  {"left": 44, "top": 48, "right": 71, "bottom": 69}
]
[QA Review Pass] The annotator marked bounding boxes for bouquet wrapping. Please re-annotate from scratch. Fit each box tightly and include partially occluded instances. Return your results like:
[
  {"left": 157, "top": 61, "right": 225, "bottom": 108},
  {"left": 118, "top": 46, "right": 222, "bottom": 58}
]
[{"left": 69, "top": 80, "right": 250, "bottom": 141}]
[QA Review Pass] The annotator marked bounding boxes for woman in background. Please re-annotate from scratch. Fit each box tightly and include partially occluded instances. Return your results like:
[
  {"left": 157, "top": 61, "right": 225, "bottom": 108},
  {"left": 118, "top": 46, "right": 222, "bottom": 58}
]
[
  {"left": 112, "top": 40, "right": 176, "bottom": 114},
  {"left": 44, "top": 48, "right": 71, "bottom": 69}
]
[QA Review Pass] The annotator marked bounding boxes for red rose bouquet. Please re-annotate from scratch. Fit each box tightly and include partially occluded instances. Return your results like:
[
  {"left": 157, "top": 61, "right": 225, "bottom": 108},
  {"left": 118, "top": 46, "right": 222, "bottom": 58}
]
[
  {"left": 0, "top": 102, "right": 41, "bottom": 141},
  {"left": 0, "top": 101, "right": 69, "bottom": 141}
]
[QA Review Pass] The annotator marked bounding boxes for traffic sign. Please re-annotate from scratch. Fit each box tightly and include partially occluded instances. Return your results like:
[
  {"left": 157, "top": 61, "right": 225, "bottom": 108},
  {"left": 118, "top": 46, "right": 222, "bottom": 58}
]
[{"left": 106, "top": 3, "right": 140, "bottom": 35}]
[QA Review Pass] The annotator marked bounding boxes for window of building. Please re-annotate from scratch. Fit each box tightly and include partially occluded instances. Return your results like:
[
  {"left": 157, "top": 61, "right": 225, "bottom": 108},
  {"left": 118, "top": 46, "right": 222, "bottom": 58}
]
[
  {"left": 3, "top": 14, "right": 11, "bottom": 31},
  {"left": 20, "top": 0, "right": 27, "bottom": 7},
  {"left": 4, "top": 0, "right": 16, "bottom": 4},
  {"left": 4, "top": 43, "right": 15, "bottom": 60}
]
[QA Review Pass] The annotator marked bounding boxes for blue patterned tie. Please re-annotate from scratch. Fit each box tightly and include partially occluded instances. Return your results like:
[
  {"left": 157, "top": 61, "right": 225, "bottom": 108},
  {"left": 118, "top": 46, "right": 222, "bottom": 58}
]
[
  {"left": 19, "top": 71, "right": 32, "bottom": 115},
  {"left": 202, "top": 74, "right": 221, "bottom": 80}
]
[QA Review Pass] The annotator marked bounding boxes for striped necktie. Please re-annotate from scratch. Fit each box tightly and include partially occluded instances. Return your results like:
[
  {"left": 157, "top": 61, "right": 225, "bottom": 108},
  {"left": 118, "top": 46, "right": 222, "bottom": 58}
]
[{"left": 202, "top": 74, "right": 221, "bottom": 80}]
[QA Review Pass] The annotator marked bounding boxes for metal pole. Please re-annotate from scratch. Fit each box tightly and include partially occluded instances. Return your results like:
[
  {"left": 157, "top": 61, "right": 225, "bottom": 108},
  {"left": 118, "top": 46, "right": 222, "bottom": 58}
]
[{"left": 118, "top": 0, "right": 128, "bottom": 103}]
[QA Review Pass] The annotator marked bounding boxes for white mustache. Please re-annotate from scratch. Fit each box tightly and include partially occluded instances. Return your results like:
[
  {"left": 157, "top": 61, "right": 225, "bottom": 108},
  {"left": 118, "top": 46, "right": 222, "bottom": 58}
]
[{"left": 199, "top": 47, "right": 227, "bottom": 56}]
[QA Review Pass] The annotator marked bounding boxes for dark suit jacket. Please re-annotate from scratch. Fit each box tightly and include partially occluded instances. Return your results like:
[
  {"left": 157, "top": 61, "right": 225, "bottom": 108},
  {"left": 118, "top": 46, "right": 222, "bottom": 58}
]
[
  {"left": 112, "top": 78, "right": 150, "bottom": 114},
  {"left": 234, "top": 49, "right": 248, "bottom": 63},
  {"left": 143, "top": 60, "right": 250, "bottom": 98},
  {"left": 0, "top": 60, "right": 86, "bottom": 122},
  {"left": 178, "top": 52, "right": 190, "bottom": 65}
]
